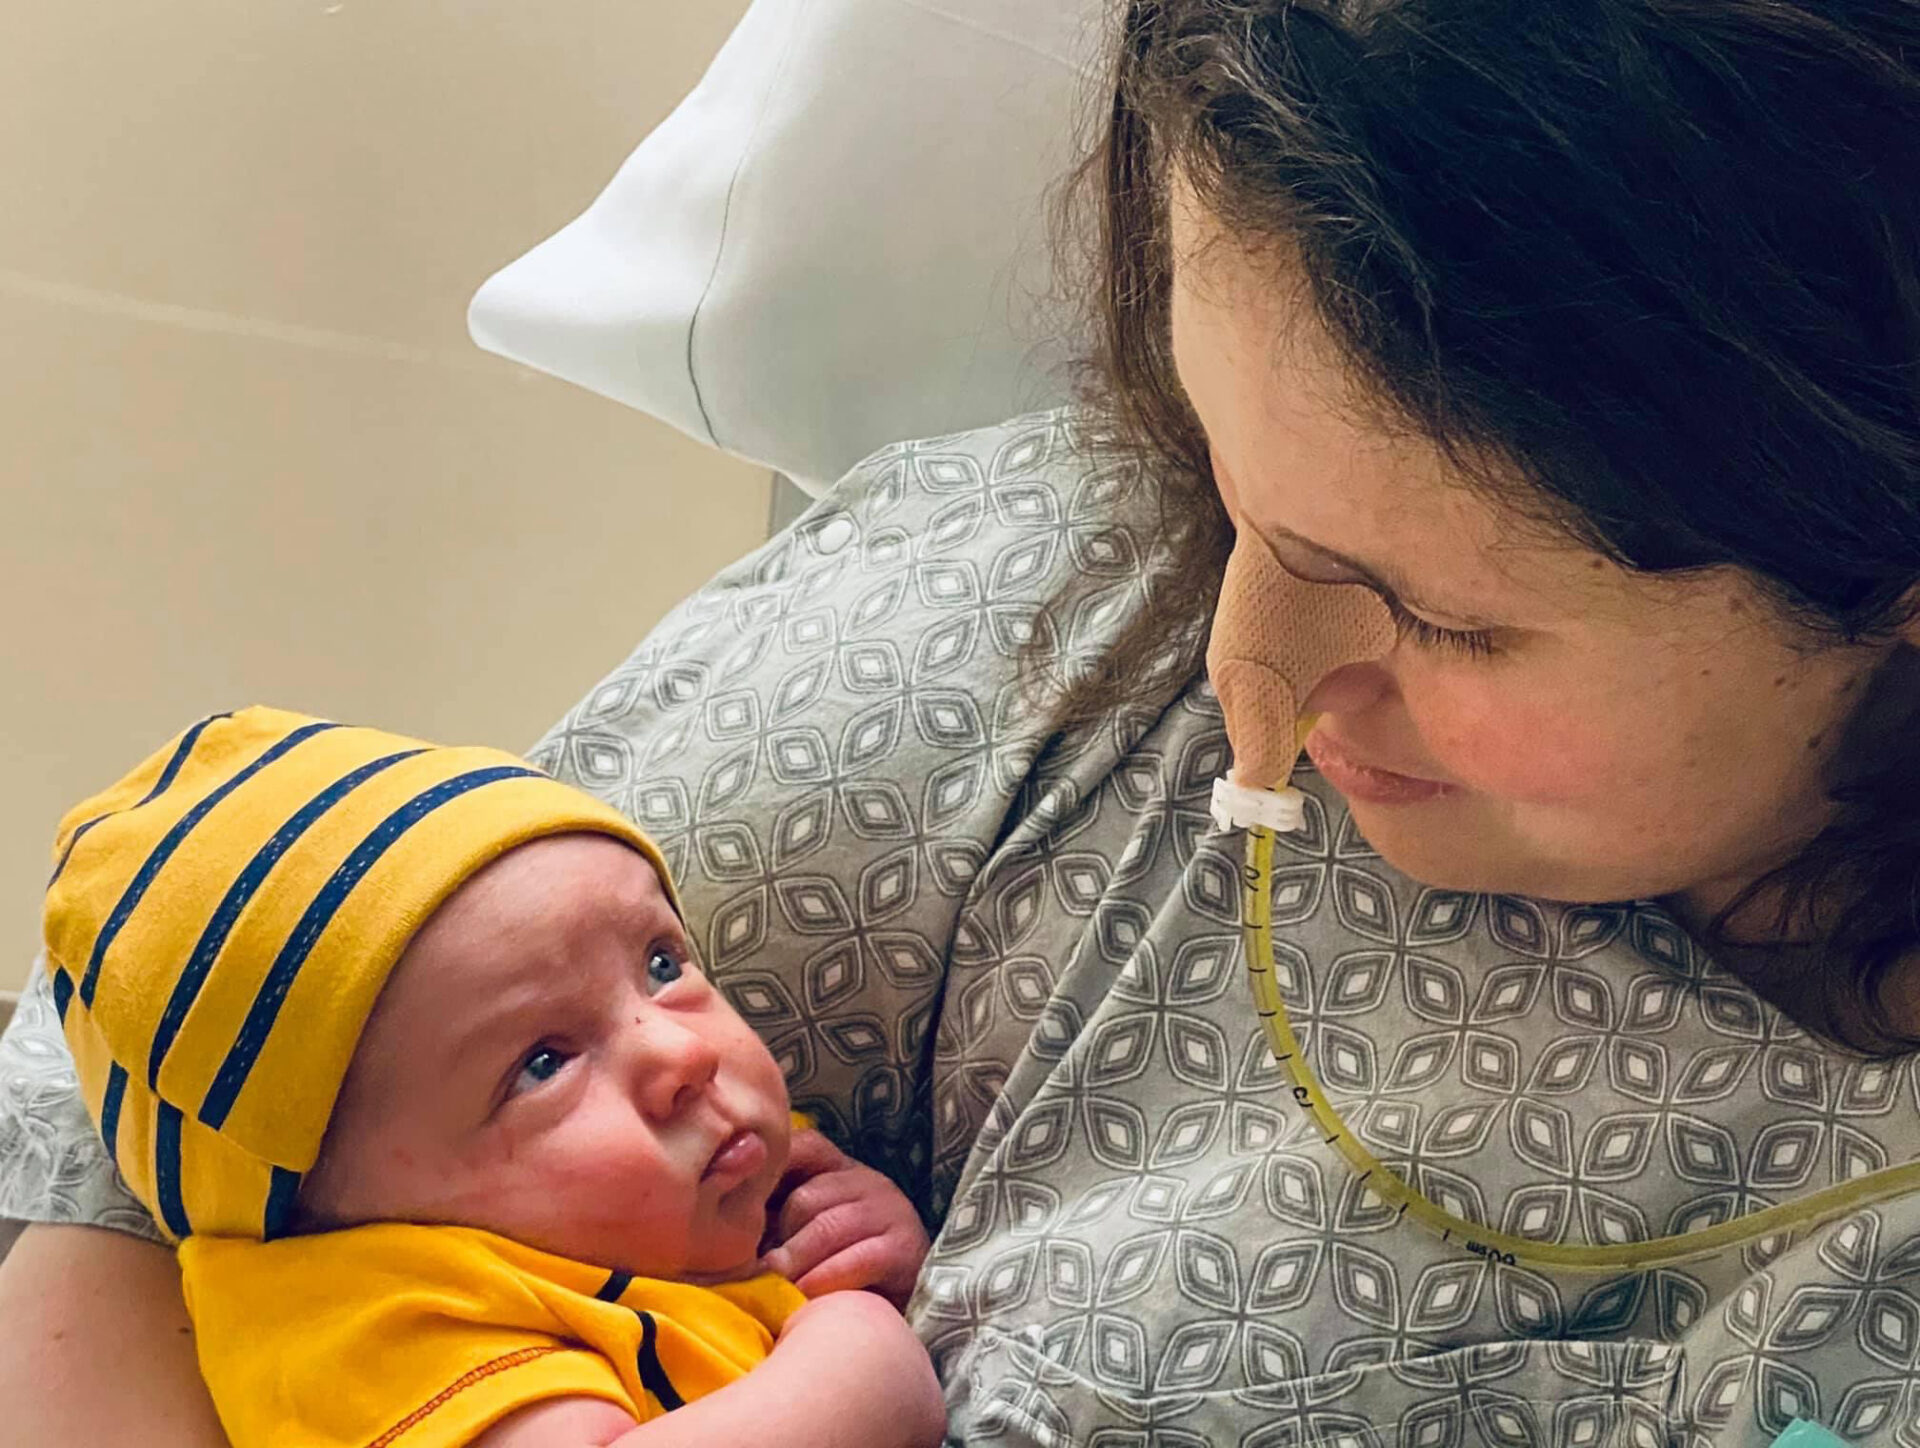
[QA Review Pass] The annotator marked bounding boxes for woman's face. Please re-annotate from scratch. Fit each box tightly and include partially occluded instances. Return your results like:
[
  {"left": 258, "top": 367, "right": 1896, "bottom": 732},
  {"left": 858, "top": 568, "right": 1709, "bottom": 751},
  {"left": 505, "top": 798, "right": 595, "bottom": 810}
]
[{"left": 1169, "top": 187, "right": 1895, "bottom": 918}]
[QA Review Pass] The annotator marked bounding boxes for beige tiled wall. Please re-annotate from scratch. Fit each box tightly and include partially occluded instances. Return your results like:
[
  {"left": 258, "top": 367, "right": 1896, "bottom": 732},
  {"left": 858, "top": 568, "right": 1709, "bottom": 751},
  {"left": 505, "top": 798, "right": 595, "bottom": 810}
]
[{"left": 2, "top": 2, "right": 766, "bottom": 985}]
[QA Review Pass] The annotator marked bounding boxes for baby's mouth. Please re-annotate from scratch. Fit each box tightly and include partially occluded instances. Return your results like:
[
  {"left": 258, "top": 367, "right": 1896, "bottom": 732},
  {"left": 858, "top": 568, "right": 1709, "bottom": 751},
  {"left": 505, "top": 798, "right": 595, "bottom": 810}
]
[{"left": 702, "top": 1127, "right": 767, "bottom": 1189}]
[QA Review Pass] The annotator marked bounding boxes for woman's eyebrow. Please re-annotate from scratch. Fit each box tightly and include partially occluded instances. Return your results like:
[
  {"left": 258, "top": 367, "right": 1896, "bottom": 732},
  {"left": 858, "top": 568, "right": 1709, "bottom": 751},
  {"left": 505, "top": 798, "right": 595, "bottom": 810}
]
[{"left": 1253, "top": 522, "right": 1503, "bottom": 629}]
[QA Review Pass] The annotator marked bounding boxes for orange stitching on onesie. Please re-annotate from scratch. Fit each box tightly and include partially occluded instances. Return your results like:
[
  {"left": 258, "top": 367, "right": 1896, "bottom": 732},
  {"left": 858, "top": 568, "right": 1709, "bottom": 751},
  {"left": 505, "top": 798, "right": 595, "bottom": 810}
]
[{"left": 368, "top": 1345, "right": 570, "bottom": 1447}]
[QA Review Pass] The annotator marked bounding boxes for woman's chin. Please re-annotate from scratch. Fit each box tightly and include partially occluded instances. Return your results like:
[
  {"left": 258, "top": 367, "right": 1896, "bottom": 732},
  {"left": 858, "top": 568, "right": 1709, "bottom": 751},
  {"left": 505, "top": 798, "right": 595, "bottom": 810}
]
[
  {"left": 1326, "top": 790, "right": 1466, "bottom": 878},
  {"left": 1341, "top": 798, "right": 1560, "bottom": 898},
  {"left": 1361, "top": 832, "right": 1509, "bottom": 895},
  {"left": 1347, "top": 802, "right": 1656, "bottom": 905}
]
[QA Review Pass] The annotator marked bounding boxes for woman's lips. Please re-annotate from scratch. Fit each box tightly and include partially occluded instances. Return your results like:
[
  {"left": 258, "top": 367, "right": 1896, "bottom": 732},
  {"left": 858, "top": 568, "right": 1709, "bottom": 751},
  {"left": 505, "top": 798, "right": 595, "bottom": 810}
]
[
  {"left": 702, "top": 1128, "right": 767, "bottom": 1189},
  {"left": 1304, "top": 728, "right": 1456, "bottom": 806}
]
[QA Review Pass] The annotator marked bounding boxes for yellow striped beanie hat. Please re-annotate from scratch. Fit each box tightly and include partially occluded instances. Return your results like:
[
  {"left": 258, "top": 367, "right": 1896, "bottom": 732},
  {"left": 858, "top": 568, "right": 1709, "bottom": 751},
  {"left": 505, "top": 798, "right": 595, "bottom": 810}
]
[{"left": 43, "top": 706, "right": 671, "bottom": 1245}]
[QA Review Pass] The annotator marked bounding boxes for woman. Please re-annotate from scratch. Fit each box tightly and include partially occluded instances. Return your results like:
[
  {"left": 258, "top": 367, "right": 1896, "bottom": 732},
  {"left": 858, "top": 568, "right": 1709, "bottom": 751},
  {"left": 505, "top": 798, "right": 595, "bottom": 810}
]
[{"left": 5, "top": 0, "right": 1917, "bottom": 1441}]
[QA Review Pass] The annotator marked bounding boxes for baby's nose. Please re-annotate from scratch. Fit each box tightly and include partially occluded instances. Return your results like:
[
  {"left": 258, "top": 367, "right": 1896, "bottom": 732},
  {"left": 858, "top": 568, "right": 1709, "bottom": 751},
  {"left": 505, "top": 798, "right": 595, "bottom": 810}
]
[{"left": 635, "top": 1019, "right": 721, "bottom": 1120}]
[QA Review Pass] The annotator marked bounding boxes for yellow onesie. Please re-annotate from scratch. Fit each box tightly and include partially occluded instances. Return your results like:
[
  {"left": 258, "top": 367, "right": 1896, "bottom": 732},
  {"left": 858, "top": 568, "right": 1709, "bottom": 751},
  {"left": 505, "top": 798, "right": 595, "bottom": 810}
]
[{"left": 183, "top": 1222, "right": 808, "bottom": 1448}]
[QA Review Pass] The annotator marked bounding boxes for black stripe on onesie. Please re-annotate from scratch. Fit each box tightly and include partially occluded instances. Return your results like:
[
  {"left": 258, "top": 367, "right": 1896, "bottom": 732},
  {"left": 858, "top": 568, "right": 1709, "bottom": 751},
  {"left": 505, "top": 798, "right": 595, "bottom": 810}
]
[{"left": 592, "top": 1271, "right": 687, "bottom": 1413}]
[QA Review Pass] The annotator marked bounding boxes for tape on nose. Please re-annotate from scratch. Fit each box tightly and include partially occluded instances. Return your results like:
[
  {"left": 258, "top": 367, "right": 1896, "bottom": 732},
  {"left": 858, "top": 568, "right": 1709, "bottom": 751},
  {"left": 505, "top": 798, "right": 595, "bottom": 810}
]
[{"left": 1206, "top": 528, "right": 1396, "bottom": 792}]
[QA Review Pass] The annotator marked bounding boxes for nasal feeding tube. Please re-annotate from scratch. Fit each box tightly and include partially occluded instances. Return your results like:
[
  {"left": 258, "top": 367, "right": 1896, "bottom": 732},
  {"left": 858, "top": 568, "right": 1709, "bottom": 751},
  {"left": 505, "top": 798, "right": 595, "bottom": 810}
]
[
  {"left": 1206, "top": 521, "right": 1920, "bottom": 1272},
  {"left": 1205, "top": 524, "right": 1395, "bottom": 834}
]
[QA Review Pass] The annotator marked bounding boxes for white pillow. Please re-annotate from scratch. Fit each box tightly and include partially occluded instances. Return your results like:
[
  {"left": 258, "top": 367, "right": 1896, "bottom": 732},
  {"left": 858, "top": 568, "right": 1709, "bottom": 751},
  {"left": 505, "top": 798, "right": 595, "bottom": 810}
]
[{"left": 468, "top": 0, "right": 1109, "bottom": 495}]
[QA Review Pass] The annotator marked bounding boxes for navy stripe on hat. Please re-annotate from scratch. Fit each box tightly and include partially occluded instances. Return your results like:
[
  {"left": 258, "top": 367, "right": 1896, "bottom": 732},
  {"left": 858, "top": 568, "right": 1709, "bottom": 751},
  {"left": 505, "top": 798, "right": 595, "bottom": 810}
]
[
  {"left": 262, "top": 1166, "right": 302, "bottom": 1242},
  {"left": 99, "top": 1062, "right": 128, "bottom": 1162},
  {"left": 78, "top": 721, "right": 340, "bottom": 1007},
  {"left": 145, "top": 749, "right": 427, "bottom": 1090},
  {"left": 155, "top": 1102, "right": 191, "bottom": 1239},
  {"left": 197, "top": 766, "right": 540, "bottom": 1130},
  {"left": 49, "top": 713, "right": 234, "bottom": 888}
]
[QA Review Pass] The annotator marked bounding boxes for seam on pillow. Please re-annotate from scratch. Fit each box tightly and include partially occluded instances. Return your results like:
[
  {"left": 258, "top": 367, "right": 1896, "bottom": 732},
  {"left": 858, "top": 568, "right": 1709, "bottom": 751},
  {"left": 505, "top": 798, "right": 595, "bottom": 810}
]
[
  {"left": 893, "top": 0, "right": 1082, "bottom": 70},
  {"left": 685, "top": 0, "right": 813, "bottom": 451}
]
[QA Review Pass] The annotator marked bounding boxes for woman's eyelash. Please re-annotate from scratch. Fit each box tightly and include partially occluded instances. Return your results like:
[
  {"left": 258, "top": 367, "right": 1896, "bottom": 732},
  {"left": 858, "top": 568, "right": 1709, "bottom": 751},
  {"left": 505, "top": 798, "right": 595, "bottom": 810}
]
[
  {"left": 1384, "top": 597, "right": 1497, "bottom": 659},
  {"left": 1251, "top": 534, "right": 1498, "bottom": 660}
]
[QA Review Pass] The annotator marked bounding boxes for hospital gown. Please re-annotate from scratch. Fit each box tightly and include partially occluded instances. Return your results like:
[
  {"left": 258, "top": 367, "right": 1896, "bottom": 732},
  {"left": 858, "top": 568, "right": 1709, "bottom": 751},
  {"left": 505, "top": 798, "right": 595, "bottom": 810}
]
[{"left": 4, "top": 408, "right": 1918, "bottom": 1445}]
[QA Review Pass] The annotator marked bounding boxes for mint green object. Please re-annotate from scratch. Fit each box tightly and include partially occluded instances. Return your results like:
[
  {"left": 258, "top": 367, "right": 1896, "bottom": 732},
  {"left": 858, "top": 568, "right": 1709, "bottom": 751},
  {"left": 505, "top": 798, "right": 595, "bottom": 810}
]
[{"left": 1773, "top": 1422, "right": 1846, "bottom": 1447}]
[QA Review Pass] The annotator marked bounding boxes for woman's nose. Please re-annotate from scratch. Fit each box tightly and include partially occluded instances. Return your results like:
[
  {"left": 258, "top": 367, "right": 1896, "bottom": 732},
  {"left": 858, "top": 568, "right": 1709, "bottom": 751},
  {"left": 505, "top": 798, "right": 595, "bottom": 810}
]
[
  {"left": 1302, "top": 660, "right": 1394, "bottom": 718},
  {"left": 629, "top": 1018, "right": 721, "bottom": 1121}
]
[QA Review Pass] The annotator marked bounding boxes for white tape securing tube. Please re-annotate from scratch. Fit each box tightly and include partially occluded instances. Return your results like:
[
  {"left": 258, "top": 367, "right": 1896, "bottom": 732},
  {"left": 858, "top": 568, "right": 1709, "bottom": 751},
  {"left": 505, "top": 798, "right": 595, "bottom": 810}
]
[{"left": 1210, "top": 776, "right": 1307, "bottom": 834}]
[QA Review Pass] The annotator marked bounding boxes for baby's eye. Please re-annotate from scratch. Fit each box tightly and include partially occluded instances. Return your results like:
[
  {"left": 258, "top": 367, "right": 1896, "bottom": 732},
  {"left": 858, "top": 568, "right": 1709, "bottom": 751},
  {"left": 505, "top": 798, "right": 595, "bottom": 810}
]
[
  {"left": 646, "top": 944, "right": 687, "bottom": 992},
  {"left": 509, "top": 1045, "right": 572, "bottom": 1097}
]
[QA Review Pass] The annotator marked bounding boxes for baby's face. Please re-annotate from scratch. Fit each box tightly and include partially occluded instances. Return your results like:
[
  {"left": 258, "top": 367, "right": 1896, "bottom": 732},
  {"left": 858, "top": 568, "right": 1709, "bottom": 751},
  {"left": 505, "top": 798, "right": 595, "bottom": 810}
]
[{"left": 299, "top": 834, "right": 791, "bottom": 1283}]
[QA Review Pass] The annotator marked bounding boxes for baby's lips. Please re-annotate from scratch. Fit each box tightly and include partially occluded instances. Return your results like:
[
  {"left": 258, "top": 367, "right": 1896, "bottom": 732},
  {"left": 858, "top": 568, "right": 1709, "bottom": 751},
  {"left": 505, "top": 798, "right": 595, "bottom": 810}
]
[
  {"left": 703, "top": 1127, "right": 769, "bottom": 1188},
  {"left": 1210, "top": 658, "right": 1302, "bottom": 792}
]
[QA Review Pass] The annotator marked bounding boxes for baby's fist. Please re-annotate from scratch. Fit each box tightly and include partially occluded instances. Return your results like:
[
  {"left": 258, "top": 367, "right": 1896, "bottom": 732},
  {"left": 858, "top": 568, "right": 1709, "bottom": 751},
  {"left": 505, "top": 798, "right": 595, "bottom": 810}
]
[{"left": 761, "top": 1129, "right": 929, "bottom": 1309}]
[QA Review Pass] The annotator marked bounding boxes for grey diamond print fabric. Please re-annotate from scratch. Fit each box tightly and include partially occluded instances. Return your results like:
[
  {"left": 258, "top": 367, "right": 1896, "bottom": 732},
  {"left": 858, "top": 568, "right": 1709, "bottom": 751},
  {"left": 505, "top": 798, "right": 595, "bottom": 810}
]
[{"left": 4, "top": 407, "right": 1919, "bottom": 1445}]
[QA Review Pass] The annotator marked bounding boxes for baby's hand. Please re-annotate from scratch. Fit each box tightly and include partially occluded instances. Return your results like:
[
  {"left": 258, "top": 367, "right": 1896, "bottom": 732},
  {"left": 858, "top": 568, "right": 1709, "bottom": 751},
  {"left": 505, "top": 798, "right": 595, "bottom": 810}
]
[{"left": 760, "top": 1129, "right": 929, "bottom": 1309}]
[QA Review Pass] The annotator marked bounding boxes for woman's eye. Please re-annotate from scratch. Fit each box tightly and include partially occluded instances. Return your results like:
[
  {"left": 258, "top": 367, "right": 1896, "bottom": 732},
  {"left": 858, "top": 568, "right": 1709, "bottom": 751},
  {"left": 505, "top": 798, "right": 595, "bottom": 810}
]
[
  {"left": 646, "top": 944, "right": 687, "bottom": 992},
  {"left": 508, "top": 1046, "right": 572, "bottom": 1098},
  {"left": 1386, "top": 598, "right": 1497, "bottom": 660},
  {"left": 1256, "top": 534, "right": 1357, "bottom": 589}
]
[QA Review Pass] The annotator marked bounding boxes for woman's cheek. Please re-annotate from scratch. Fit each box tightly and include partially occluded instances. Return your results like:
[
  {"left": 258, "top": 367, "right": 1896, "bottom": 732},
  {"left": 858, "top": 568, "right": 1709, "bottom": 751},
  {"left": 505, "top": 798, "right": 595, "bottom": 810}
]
[{"left": 1416, "top": 680, "right": 1625, "bottom": 805}]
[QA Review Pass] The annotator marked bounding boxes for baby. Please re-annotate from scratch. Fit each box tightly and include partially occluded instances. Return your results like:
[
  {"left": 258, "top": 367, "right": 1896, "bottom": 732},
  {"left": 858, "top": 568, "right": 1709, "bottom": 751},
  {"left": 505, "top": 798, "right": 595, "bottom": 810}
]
[{"left": 43, "top": 707, "right": 945, "bottom": 1448}]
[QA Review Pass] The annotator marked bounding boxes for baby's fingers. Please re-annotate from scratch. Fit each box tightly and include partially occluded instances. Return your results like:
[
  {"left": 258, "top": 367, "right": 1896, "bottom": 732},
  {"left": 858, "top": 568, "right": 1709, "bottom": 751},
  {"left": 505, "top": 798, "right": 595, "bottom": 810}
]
[
  {"left": 787, "top": 1236, "right": 904, "bottom": 1303},
  {"left": 763, "top": 1207, "right": 924, "bottom": 1307},
  {"left": 782, "top": 1128, "right": 849, "bottom": 1178},
  {"left": 771, "top": 1168, "right": 871, "bottom": 1244},
  {"left": 761, "top": 1196, "right": 871, "bottom": 1281}
]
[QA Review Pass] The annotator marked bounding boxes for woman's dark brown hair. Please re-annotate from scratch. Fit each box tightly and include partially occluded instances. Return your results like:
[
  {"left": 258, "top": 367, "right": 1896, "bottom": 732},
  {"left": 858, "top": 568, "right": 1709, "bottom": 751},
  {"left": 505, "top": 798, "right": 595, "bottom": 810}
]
[{"left": 1057, "top": 0, "right": 1920, "bottom": 1053}]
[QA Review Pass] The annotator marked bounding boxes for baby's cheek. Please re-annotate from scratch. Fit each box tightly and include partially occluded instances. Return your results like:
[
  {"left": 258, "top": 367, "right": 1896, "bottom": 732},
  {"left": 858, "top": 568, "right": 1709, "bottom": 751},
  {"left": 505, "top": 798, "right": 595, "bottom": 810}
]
[
  {"left": 459, "top": 1121, "right": 670, "bottom": 1216},
  {"left": 499, "top": 1149, "right": 681, "bottom": 1245},
  {"left": 727, "top": 1019, "right": 792, "bottom": 1107}
]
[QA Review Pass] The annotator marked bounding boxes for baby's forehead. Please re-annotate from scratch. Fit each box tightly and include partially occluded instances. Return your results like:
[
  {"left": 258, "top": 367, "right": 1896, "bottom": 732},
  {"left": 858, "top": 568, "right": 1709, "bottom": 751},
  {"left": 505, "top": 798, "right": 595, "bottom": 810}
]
[
  {"left": 357, "top": 833, "right": 676, "bottom": 1050},
  {"left": 420, "top": 833, "right": 671, "bottom": 950}
]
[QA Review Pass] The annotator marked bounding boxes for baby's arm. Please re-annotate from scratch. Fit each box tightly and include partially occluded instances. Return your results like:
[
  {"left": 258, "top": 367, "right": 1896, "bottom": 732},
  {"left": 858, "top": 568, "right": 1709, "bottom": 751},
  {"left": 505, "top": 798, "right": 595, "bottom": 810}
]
[
  {"left": 760, "top": 1128, "right": 930, "bottom": 1308},
  {"left": 471, "top": 1290, "right": 944, "bottom": 1448}
]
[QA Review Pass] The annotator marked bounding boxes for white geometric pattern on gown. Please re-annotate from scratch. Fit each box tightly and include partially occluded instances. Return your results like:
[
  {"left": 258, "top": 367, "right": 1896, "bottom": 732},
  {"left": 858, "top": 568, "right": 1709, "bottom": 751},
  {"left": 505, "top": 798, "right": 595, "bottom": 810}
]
[{"left": 3, "top": 408, "right": 1917, "bottom": 1445}]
